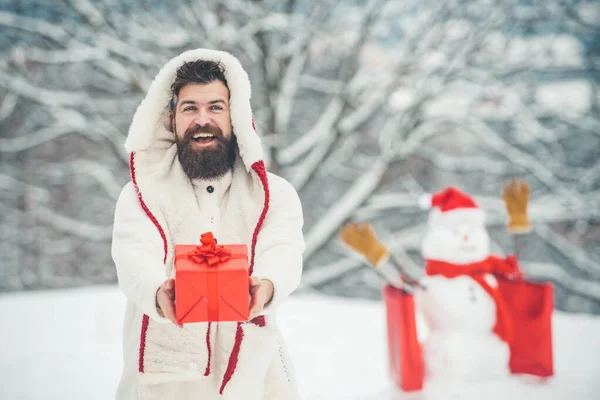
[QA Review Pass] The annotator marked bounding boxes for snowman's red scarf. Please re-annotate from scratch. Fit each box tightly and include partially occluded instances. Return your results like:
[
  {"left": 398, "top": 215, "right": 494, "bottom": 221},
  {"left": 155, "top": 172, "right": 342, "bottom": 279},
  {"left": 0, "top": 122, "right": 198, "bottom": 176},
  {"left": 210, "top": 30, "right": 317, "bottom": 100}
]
[{"left": 425, "top": 255, "right": 522, "bottom": 343}]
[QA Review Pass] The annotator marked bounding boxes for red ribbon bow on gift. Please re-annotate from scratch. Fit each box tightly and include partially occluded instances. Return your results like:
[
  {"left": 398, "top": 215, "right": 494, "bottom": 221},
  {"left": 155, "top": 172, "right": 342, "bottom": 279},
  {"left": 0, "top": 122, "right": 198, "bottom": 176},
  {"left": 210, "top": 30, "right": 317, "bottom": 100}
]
[{"left": 185, "top": 232, "right": 232, "bottom": 266}]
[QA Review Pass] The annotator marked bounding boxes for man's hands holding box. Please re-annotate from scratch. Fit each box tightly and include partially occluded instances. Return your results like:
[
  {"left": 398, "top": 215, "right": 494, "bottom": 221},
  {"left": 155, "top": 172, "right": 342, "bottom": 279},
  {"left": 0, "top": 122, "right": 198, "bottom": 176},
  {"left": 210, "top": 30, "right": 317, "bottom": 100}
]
[{"left": 155, "top": 232, "right": 274, "bottom": 326}]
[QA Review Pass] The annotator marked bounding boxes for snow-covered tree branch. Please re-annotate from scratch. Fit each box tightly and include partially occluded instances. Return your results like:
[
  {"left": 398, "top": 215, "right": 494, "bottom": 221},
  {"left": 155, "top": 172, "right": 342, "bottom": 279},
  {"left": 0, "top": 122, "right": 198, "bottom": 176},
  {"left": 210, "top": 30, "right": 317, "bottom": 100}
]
[{"left": 0, "top": 0, "right": 598, "bottom": 314}]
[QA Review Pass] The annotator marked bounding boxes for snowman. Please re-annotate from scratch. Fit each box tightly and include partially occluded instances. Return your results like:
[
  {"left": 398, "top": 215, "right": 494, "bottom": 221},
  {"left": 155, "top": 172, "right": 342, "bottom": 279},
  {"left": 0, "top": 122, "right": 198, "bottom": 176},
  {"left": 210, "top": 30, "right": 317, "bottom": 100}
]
[
  {"left": 339, "top": 187, "right": 522, "bottom": 388},
  {"left": 416, "top": 187, "right": 520, "bottom": 384}
]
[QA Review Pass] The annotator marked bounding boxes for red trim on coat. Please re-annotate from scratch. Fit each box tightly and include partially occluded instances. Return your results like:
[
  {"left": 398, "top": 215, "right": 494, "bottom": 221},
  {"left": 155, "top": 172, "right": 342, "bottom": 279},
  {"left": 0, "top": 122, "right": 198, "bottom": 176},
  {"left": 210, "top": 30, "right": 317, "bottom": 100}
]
[
  {"left": 219, "top": 322, "right": 245, "bottom": 394},
  {"left": 129, "top": 153, "right": 168, "bottom": 263},
  {"left": 204, "top": 322, "right": 212, "bottom": 376},
  {"left": 129, "top": 152, "right": 169, "bottom": 373},
  {"left": 138, "top": 315, "right": 150, "bottom": 373},
  {"left": 249, "top": 160, "right": 270, "bottom": 276},
  {"left": 220, "top": 160, "right": 270, "bottom": 394},
  {"left": 129, "top": 153, "right": 271, "bottom": 391}
]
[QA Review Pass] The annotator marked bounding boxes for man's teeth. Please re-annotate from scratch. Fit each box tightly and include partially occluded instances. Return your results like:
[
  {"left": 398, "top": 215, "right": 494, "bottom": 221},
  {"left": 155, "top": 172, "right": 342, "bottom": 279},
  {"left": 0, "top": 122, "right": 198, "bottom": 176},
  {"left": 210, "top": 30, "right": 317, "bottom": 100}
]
[{"left": 193, "top": 133, "right": 215, "bottom": 139}]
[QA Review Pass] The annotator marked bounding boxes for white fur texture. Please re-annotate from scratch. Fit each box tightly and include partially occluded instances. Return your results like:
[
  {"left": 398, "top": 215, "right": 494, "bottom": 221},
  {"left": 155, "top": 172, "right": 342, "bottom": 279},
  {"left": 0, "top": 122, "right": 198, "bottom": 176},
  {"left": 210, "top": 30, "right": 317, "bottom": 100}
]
[
  {"left": 114, "top": 48, "right": 305, "bottom": 400},
  {"left": 125, "top": 48, "right": 263, "bottom": 172},
  {"left": 421, "top": 208, "right": 489, "bottom": 264},
  {"left": 111, "top": 155, "right": 303, "bottom": 399},
  {"left": 416, "top": 276, "right": 510, "bottom": 384}
]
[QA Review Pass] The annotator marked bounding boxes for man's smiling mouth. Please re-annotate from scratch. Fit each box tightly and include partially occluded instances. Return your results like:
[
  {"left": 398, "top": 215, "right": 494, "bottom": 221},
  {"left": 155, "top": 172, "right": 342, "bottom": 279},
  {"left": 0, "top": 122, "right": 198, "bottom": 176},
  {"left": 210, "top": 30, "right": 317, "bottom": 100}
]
[{"left": 192, "top": 132, "right": 216, "bottom": 144}]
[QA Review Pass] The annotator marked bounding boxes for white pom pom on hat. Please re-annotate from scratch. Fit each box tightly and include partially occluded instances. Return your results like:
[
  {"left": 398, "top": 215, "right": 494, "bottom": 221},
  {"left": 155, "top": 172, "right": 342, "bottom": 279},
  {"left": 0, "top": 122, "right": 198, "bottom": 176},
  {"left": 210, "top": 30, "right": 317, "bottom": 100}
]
[{"left": 418, "top": 193, "right": 433, "bottom": 209}]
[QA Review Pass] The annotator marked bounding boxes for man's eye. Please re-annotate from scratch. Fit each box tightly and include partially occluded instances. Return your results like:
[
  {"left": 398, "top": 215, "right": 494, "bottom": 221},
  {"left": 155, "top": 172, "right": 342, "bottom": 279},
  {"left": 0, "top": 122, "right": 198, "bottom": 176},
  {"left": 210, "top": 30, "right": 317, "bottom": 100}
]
[
  {"left": 183, "top": 106, "right": 196, "bottom": 112},
  {"left": 210, "top": 105, "right": 223, "bottom": 111}
]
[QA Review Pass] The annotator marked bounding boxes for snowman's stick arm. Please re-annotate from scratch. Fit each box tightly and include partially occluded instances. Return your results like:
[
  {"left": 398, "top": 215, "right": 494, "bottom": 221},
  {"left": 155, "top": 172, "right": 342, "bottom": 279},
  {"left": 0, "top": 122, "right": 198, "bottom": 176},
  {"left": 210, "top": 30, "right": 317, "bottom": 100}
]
[
  {"left": 380, "top": 252, "right": 425, "bottom": 290},
  {"left": 512, "top": 235, "right": 521, "bottom": 260},
  {"left": 391, "top": 256, "right": 426, "bottom": 290},
  {"left": 338, "top": 221, "right": 424, "bottom": 291},
  {"left": 365, "top": 254, "right": 403, "bottom": 289},
  {"left": 357, "top": 254, "right": 423, "bottom": 293}
]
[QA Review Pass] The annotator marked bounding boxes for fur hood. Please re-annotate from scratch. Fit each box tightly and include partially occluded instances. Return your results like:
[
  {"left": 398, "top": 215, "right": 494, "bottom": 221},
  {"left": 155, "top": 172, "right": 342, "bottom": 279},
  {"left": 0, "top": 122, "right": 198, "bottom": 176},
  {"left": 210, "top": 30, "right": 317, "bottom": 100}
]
[{"left": 125, "top": 48, "right": 263, "bottom": 172}]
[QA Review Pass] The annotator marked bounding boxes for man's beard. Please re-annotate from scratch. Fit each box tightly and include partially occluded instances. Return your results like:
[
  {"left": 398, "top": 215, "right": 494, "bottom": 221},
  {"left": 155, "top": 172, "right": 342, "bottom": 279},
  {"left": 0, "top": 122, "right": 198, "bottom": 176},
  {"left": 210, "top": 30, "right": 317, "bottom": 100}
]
[{"left": 175, "top": 124, "right": 237, "bottom": 180}]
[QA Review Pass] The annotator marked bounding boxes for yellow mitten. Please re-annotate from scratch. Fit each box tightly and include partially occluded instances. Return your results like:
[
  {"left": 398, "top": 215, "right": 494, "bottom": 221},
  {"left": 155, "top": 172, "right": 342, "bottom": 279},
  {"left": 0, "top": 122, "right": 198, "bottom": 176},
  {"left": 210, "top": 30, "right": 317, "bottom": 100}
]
[
  {"left": 339, "top": 222, "right": 390, "bottom": 267},
  {"left": 502, "top": 179, "right": 532, "bottom": 234}
]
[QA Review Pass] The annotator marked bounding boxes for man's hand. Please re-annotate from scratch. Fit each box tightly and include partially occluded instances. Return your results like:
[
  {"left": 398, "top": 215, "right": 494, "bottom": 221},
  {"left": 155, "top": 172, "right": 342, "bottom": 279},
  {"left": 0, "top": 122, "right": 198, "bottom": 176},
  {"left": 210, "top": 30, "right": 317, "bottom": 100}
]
[
  {"left": 248, "top": 277, "right": 274, "bottom": 320},
  {"left": 156, "top": 278, "right": 183, "bottom": 328}
]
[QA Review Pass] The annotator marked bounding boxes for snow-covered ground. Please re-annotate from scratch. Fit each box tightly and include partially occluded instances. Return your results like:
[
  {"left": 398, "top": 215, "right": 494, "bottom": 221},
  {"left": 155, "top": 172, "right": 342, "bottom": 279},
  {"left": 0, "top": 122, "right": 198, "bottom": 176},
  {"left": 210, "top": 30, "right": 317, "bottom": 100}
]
[{"left": 1, "top": 286, "right": 599, "bottom": 400}]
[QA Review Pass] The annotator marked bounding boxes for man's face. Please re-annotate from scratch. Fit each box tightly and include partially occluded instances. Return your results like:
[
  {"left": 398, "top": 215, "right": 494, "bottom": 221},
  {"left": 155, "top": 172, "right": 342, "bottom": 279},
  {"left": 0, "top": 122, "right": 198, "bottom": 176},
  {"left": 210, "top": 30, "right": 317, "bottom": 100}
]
[{"left": 172, "top": 81, "right": 237, "bottom": 180}]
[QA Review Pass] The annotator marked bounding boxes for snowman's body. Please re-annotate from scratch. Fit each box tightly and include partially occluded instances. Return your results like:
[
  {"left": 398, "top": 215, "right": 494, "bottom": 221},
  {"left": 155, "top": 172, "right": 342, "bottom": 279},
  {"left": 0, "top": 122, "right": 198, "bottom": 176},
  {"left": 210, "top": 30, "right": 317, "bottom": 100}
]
[
  {"left": 424, "top": 329, "right": 510, "bottom": 383},
  {"left": 415, "top": 188, "right": 511, "bottom": 384},
  {"left": 417, "top": 275, "right": 510, "bottom": 383}
]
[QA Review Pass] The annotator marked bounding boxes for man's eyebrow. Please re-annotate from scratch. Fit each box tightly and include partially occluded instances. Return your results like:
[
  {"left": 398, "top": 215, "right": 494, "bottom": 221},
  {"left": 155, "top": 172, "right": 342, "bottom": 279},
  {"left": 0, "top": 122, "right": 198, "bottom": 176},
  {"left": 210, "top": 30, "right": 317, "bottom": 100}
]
[
  {"left": 179, "top": 100, "right": 197, "bottom": 107},
  {"left": 178, "top": 99, "right": 227, "bottom": 107}
]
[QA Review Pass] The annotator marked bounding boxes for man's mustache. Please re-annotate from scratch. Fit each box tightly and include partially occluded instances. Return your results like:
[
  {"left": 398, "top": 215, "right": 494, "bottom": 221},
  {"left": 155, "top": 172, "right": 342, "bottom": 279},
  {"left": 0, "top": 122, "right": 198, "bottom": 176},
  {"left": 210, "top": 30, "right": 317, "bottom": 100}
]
[{"left": 184, "top": 124, "right": 225, "bottom": 143}]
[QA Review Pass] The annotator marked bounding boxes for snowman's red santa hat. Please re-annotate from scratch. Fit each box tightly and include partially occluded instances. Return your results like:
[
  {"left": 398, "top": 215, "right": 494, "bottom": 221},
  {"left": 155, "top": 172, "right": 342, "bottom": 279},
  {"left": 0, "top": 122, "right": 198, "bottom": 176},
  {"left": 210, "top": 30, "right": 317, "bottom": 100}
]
[{"left": 419, "top": 187, "right": 485, "bottom": 226}]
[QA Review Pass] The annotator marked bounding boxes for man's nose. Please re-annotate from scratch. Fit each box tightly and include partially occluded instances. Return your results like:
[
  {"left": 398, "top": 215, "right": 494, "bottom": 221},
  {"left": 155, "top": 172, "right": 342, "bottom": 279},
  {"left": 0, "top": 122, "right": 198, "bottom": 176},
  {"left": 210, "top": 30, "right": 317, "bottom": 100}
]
[{"left": 193, "top": 109, "right": 210, "bottom": 126}]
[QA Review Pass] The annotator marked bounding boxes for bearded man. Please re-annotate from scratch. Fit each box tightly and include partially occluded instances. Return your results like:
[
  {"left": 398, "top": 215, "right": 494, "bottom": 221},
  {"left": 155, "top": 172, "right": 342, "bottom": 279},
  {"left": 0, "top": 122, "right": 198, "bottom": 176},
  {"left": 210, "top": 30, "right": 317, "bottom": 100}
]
[{"left": 111, "top": 49, "right": 304, "bottom": 400}]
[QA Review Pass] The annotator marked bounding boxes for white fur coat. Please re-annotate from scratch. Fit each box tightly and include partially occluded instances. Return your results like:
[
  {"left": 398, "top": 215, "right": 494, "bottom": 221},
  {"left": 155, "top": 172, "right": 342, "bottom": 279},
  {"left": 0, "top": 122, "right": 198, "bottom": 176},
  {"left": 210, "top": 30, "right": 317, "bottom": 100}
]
[{"left": 111, "top": 49, "right": 305, "bottom": 400}]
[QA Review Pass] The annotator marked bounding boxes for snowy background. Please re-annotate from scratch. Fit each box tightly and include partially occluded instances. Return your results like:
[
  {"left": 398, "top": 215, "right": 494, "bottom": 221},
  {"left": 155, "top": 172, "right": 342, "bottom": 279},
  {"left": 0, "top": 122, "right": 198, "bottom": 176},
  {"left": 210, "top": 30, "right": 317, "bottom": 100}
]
[
  {"left": 1, "top": 0, "right": 599, "bottom": 312},
  {"left": 0, "top": 0, "right": 600, "bottom": 398},
  {"left": 1, "top": 0, "right": 600, "bottom": 310}
]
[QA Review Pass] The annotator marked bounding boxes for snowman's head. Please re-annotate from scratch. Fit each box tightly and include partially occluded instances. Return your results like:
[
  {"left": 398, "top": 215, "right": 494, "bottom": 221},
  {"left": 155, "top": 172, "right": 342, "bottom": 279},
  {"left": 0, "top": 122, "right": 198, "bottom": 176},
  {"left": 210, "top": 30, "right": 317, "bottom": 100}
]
[
  {"left": 421, "top": 207, "right": 490, "bottom": 264},
  {"left": 419, "top": 187, "right": 490, "bottom": 264},
  {"left": 416, "top": 275, "right": 497, "bottom": 334}
]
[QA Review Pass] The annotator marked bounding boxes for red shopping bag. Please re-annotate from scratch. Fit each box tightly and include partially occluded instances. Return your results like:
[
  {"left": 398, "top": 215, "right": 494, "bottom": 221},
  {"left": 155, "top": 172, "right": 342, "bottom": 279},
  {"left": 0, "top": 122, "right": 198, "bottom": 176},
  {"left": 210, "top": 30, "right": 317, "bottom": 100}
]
[
  {"left": 382, "top": 285, "right": 424, "bottom": 391},
  {"left": 497, "top": 278, "right": 554, "bottom": 377}
]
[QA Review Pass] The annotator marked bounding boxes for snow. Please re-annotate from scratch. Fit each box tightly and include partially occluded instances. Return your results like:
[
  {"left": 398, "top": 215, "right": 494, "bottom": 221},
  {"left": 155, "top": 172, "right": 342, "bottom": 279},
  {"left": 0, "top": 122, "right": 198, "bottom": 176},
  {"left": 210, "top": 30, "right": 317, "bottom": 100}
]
[
  {"left": 504, "top": 35, "right": 585, "bottom": 68},
  {"left": 475, "top": 89, "right": 521, "bottom": 119},
  {"left": 551, "top": 36, "right": 586, "bottom": 67},
  {"left": 419, "top": 51, "right": 447, "bottom": 72},
  {"left": 1, "top": 286, "right": 600, "bottom": 400},
  {"left": 71, "top": 0, "right": 105, "bottom": 27},
  {"left": 388, "top": 89, "right": 415, "bottom": 111},
  {"left": 424, "top": 91, "right": 472, "bottom": 119},
  {"left": 536, "top": 80, "right": 593, "bottom": 117},
  {"left": 278, "top": 98, "right": 344, "bottom": 165},
  {"left": 577, "top": 3, "right": 600, "bottom": 25},
  {"left": 302, "top": 160, "right": 389, "bottom": 259},
  {"left": 444, "top": 19, "right": 473, "bottom": 41}
]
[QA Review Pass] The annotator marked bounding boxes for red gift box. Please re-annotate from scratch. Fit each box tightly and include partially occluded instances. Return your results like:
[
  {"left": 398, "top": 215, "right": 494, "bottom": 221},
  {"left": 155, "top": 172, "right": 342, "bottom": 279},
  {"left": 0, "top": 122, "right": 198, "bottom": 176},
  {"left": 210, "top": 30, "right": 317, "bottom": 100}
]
[
  {"left": 174, "top": 232, "right": 250, "bottom": 323},
  {"left": 383, "top": 285, "right": 424, "bottom": 392},
  {"left": 497, "top": 278, "right": 554, "bottom": 377}
]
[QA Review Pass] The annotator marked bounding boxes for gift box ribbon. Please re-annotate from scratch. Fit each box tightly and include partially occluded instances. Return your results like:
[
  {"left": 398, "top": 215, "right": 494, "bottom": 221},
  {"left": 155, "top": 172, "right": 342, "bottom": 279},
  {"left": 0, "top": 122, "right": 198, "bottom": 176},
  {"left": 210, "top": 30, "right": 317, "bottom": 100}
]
[{"left": 176, "top": 232, "right": 246, "bottom": 321}]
